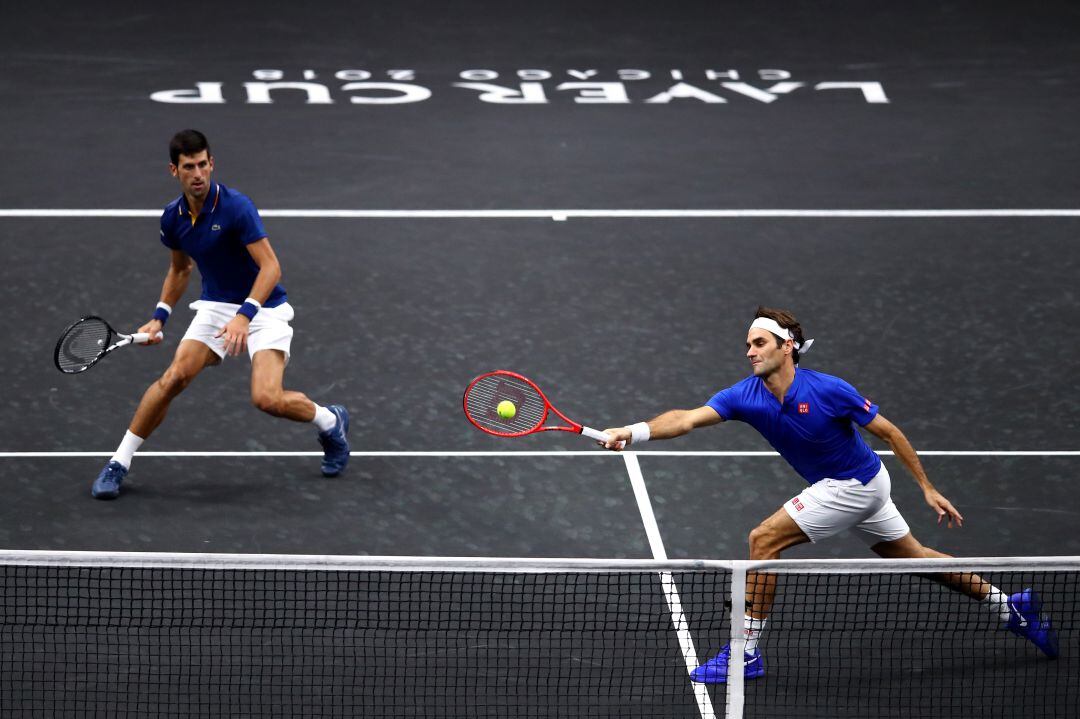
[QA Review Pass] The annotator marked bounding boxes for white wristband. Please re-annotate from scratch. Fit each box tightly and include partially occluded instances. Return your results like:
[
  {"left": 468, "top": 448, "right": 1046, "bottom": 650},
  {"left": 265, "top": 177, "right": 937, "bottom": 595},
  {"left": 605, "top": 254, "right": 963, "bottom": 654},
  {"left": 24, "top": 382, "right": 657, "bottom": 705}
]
[
  {"left": 629, "top": 422, "right": 651, "bottom": 445},
  {"left": 155, "top": 301, "right": 172, "bottom": 316}
]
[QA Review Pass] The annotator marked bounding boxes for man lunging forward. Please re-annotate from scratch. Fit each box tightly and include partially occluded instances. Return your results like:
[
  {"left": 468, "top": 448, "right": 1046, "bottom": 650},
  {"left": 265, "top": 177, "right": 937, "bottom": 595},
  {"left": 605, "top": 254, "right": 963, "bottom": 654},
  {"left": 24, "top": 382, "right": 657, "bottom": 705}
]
[
  {"left": 601, "top": 306, "right": 1057, "bottom": 682},
  {"left": 92, "top": 129, "right": 349, "bottom": 499}
]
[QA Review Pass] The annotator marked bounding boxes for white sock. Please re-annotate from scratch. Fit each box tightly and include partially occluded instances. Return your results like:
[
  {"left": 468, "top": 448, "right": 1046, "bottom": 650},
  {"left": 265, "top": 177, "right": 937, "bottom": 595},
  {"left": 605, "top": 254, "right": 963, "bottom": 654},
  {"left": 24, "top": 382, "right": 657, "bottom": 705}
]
[
  {"left": 111, "top": 430, "right": 145, "bottom": 469},
  {"left": 982, "top": 586, "right": 1013, "bottom": 623},
  {"left": 312, "top": 404, "right": 337, "bottom": 433},
  {"left": 743, "top": 615, "right": 767, "bottom": 653}
]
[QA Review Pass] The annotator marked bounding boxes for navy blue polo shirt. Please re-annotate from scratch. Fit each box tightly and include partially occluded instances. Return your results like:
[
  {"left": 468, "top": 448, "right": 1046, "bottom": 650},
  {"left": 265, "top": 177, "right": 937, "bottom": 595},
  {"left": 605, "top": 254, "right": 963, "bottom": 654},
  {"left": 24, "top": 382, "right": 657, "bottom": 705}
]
[
  {"left": 160, "top": 183, "right": 287, "bottom": 307},
  {"left": 707, "top": 368, "right": 882, "bottom": 485}
]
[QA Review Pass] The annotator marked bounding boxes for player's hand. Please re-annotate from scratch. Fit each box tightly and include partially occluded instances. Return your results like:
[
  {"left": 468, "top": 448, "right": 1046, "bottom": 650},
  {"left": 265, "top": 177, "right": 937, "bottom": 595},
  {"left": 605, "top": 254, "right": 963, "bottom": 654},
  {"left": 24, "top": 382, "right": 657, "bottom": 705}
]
[
  {"left": 924, "top": 488, "right": 964, "bottom": 528},
  {"left": 599, "top": 427, "right": 632, "bottom": 451},
  {"left": 216, "top": 315, "right": 250, "bottom": 357},
  {"left": 137, "top": 319, "right": 165, "bottom": 345}
]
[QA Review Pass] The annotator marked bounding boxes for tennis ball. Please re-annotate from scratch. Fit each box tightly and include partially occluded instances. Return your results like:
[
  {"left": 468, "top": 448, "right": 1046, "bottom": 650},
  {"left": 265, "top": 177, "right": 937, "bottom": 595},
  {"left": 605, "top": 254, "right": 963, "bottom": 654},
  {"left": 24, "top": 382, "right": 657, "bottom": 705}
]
[{"left": 497, "top": 400, "right": 517, "bottom": 419}]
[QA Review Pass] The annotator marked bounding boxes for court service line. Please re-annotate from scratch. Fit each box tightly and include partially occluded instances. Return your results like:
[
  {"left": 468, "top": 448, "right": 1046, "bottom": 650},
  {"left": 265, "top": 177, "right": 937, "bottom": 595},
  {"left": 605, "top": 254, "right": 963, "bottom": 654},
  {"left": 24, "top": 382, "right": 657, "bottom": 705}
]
[
  {"left": 1, "top": 450, "right": 1077, "bottom": 458},
  {"left": 623, "top": 453, "right": 714, "bottom": 719},
  {"left": 3, "top": 208, "right": 1080, "bottom": 219}
]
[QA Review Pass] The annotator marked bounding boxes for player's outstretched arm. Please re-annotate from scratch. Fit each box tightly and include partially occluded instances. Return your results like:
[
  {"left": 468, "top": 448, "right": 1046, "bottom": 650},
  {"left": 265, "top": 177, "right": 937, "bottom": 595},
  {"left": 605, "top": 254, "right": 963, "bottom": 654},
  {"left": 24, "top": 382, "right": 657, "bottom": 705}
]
[
  {"left": 865, "top": 414, "right": 964, "bottom": 528},
  {"left": 601, "top": 406, "right": 722, "bottom": 451},
  {"left": 138, "top": 250, "right": 194, "bottom": 345}
]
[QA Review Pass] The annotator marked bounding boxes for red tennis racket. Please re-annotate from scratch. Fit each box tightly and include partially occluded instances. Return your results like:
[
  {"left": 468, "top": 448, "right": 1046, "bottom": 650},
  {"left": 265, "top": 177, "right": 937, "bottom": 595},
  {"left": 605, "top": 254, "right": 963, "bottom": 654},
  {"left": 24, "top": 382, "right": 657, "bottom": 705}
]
[{"left": 463, "top": 370, "right": 617, "bottom": 444}]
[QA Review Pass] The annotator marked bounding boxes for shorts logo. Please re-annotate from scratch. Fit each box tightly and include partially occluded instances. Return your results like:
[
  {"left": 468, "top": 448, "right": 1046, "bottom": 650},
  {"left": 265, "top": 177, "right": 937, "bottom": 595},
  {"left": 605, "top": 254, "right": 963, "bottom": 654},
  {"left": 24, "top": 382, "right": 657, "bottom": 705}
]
[
  {"left": 798, "top": 403, "right": 810, "bottom": 414},
  {"left": 791, "top": 497, "right": 805, "bottom": 512},
  {"left": 211, "top": 224, "right": 222, "bottom": 231}
]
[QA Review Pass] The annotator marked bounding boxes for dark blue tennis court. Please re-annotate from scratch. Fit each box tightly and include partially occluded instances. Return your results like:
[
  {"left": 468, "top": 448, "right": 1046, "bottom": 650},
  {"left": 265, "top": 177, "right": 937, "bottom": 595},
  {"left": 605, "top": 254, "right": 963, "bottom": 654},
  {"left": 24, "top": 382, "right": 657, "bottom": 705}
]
[{"left": 2, "top": 1, "right": 1079, "bottom": 717}]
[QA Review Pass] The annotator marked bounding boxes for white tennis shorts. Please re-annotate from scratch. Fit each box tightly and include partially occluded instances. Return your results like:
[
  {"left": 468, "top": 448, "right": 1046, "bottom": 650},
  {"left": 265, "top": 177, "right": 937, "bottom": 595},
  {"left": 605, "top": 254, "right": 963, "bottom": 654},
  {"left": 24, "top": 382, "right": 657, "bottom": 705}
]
[
  {"left": 783, "top": 463, "right": 911, "bottom": 545},
  {"left": 181, "top": 300, "right": 294, "bottom": 363}
]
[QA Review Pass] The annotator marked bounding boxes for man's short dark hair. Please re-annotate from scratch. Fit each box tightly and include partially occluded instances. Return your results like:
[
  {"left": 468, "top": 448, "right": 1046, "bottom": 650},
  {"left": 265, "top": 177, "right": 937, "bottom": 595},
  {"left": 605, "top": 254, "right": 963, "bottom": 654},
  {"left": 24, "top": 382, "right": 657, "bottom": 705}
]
[
  {"left": 169, "top": 129, "right": 210, "bottom": 165},
  {"left": 754, "top": 306, "right": 807, "bottom": 365}
]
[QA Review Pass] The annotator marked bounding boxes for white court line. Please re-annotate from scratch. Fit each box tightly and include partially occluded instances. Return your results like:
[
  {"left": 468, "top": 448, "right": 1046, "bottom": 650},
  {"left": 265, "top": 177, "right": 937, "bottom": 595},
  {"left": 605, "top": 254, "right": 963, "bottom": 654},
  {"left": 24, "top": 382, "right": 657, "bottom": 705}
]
[
  {"left": 623, "top": 454, "right": 715, "bottom": 719},
  {"left": 1, "top": 450, "right": 1077, "bottom": 458},
  {"left": 3, "top": 208, "right": 1080, "bottom": 219}
]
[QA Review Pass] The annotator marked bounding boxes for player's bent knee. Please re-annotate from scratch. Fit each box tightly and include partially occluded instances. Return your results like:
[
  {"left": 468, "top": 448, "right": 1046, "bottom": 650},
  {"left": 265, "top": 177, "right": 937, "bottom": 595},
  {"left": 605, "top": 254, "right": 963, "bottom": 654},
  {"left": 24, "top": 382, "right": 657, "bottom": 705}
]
[
  {"left": 157, "top": 366, "right": 195, "bottom": 397},
  {"left": 251, "top": 390, "right": 284, "bottom": 416},
  {"left": 748, "top": 525, "right": 776, "bottom": 560}
]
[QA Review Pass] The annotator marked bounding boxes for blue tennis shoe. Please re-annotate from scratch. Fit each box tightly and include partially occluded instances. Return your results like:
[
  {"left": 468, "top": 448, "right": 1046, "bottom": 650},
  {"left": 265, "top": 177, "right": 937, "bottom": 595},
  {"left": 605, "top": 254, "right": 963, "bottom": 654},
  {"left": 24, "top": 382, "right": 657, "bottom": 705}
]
[
  {"left": 690, "top": 645, "right": 765, "bottom": 684},
  {"left": 91, "top": 460, "right": 128, "bottom": 500},
  {"left": 318, "top": 404, "right": 350, "bottom": 477},
  {"left": 1006, "top": 588, "right": 1059, "bottom": 659}
]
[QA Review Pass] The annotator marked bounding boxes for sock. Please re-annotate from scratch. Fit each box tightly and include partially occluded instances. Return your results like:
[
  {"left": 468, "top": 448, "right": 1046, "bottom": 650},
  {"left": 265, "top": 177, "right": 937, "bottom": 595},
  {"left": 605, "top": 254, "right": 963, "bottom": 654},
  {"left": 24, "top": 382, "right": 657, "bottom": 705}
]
[
  {"left": 111, "top": 430, "right": 145, "bottom": 469},
  {"left": 982, "top": 586, "right": 1013, "bottom": 623},
  {"left": 312, "top": 404, "right": 337, "bottom": 433},
  {"left": 744, "top": 615, "right": 767, "bottom": 653}
]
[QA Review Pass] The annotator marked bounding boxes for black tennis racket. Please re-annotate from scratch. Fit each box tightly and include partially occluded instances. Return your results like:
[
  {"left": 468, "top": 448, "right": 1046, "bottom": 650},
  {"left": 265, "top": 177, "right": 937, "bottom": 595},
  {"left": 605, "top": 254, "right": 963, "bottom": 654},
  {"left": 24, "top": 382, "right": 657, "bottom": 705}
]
[{"left": 54, "top": 316, "right": 160, "bottom": 374}]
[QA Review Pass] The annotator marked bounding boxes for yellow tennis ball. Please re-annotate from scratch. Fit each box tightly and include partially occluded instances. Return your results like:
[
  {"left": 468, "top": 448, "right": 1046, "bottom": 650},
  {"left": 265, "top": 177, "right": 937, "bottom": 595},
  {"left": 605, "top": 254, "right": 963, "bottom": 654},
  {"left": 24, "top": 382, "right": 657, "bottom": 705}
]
[{"left": 497, "top": 400, "right": 517, "bottom": 419}]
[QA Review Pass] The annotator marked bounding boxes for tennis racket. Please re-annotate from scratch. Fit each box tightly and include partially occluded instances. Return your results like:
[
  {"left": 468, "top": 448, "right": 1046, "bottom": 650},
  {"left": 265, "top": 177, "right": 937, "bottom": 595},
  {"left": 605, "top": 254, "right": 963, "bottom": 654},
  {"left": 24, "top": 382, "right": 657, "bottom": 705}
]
[
  {"left": 463, "top": 370, "right": 619, "bottom": 445},
  {"left": 54, "top": 316, "right": 160, "bottom": 374}
]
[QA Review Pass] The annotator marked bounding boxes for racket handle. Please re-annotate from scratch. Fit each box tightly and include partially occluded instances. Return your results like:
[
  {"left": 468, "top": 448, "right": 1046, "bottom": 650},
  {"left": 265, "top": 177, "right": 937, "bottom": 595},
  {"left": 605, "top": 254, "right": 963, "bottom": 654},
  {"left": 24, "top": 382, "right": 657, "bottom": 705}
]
[
  {"left": 580, "top": 426, "right": 609, "bottom": 442},
  {"left": 581, "top": 426, "right": 627, "bottom": 450},
  {"left": 128, "top": 332, "right": 163, "bottom": 345}
]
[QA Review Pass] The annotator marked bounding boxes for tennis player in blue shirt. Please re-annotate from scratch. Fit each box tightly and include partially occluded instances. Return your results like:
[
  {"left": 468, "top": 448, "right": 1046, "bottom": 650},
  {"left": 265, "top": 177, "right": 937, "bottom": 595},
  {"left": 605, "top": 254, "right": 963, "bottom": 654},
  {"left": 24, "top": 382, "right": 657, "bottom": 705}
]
[
  {"left": 91, "top": 130, "right": 350, "bottom": 499},
  {"left": 602, "top": 307, "right": 1057, "bottom": 682}
]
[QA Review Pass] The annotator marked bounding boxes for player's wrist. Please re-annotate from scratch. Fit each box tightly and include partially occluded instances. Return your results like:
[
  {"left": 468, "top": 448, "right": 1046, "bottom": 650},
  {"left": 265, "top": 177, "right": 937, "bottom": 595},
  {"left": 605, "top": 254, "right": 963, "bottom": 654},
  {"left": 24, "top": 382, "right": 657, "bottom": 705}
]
[
  {"left": 627, "top": 422, "right": 650, "bottom": 445},
  {"left": 236, "top": 297, "right": 261, "bottom": 321},
  {"left": 151, "top": 301, "right": 172, "bottom": 325}
]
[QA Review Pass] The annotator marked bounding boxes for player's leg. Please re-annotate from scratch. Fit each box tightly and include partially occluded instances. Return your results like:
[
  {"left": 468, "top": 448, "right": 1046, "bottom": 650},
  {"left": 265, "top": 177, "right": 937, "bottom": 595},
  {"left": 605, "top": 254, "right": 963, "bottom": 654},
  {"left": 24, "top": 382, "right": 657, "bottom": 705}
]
[
  {"left": 250, "top": 348, "right": 318, "bottom": 422},
  {"left": 872, "top": 533, "right": 1058, "bottom": 657},
  {"left": 130, "top": 340, "right": 220, "bottom": 438},
  {"left": 91, "top": 340, "right": 219, "bottom": 499},
  {"left": 871, "top": 532, "right": 988, "bottom": 599},
  {"left": 747, "top": 507, "right": 812, "bottom": 617},
  {"left": 689, "top": 507, "right": 810, "bottom": 684},
  {"left": 249, "top": 349, "right": 350, "bottom": 477}
]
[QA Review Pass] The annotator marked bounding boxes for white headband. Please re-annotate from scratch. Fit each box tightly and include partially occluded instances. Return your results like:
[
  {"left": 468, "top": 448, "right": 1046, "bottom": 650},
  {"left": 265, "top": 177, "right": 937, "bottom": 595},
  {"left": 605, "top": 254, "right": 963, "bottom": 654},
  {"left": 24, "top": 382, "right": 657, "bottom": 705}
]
[{"left": 749, "top": 317, "right": 815, "bottom": 354}]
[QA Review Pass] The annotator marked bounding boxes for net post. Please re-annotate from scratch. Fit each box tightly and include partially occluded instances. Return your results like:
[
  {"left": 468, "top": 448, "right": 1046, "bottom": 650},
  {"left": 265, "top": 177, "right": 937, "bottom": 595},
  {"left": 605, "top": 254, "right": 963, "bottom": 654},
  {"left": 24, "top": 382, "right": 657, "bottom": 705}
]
[{"left": 726, "top": 560, "right": 747, "bottom": 719}]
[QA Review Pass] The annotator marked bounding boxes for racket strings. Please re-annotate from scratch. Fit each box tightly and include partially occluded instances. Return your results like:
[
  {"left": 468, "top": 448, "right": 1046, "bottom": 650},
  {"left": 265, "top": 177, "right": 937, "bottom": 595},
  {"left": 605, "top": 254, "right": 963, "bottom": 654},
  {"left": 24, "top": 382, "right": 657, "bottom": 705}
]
[
  {"left": 465, "top": 374, "right": 547, "bottom": 435},
  {"left": 56, "top": 319, "right": 111, "bottom": 372}
]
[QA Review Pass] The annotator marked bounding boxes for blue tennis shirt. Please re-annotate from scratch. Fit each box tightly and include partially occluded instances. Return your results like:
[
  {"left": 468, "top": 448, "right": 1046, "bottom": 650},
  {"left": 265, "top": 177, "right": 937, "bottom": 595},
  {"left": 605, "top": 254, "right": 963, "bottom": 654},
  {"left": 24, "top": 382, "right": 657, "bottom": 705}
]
[
  {"left": 160, "top": 183, "right": 287, "bottom": 307},
  {"left": 707, "top": 368, "right": 882, "bottom": 485}
]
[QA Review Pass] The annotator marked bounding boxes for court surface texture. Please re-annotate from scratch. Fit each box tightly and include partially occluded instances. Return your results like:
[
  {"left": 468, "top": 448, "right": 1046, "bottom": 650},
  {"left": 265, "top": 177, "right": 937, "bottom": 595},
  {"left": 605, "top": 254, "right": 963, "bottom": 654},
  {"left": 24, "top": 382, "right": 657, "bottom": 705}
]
[{"left": 1, "top": 2, "right": 1078, "bottom": 717}]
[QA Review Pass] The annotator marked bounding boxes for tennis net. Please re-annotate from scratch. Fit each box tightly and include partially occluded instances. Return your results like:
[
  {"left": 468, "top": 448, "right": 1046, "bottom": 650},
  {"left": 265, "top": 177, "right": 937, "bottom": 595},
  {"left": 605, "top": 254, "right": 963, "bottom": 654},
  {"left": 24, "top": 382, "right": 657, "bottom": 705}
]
[{"left": 0, "top": 551, "right": 1075, "bottom": 718}]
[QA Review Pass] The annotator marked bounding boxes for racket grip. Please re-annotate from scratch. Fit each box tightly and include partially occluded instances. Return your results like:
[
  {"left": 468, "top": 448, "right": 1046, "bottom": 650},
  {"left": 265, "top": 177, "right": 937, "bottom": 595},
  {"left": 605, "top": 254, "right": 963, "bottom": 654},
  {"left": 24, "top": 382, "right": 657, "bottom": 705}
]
[
  {"left": 582, "top": 426, "right": 627, "bottom": 450},
  {"left": 129, "top": 332, "right": 162, "bottom": 345},
  {"left": 580, "top": 426, "right": 609, "bottom": 442}
]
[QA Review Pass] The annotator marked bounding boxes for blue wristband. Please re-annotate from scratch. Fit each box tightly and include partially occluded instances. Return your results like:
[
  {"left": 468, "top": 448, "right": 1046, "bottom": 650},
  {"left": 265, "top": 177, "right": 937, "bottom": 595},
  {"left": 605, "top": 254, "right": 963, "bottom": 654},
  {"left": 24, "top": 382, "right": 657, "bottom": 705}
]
[
  {"left": 237, "top": 300, "right": 260, "bottom": 321},
  {"left": 152, "top": 302, "right": 171, "bottom": 325}
]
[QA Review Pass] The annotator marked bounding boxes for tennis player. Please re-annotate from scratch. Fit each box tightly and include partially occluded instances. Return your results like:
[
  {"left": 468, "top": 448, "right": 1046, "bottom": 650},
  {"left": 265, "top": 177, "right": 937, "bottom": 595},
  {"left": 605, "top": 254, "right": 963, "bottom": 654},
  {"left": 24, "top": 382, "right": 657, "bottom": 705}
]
[
  {"left": 91, "top": 129, "right": 350, "bottom": 499},
  {"left": 601, "top": 306, "right": 1058, "bottom": 682}
]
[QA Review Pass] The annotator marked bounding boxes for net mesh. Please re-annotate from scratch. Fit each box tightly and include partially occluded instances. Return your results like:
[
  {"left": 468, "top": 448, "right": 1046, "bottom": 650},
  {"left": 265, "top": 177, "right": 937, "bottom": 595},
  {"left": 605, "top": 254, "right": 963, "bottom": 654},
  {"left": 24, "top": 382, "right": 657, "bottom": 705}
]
[
  {"left": 0, "top": 554, "right": 1076, "bottom": 718},
  {"left": 740, "top": 567, "right": 1079, "bottom": 718},
  {"left": 464, "top": 373, "right": 548, "bottom": 435},
  {"left": 55, "top": 318, "right": 110, "bottom": 372},
  {"left": 0, "top": 559, "right": 727, "bottom": 718}
]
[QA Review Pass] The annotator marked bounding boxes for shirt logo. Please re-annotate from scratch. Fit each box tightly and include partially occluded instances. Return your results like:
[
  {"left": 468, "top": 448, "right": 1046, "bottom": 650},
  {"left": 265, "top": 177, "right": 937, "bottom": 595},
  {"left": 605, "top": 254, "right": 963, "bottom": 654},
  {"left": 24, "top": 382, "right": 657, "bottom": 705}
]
[
  {"left": 862, "top": 397, "right": 872, "bottom": 412},
  {"left": 791, "top": 497, "right": 805, "bottom": 512},
  {"left": 798, "top": 402, "right": 810, "bottom": 414},
  {"left": 211, "top": 224, "right": 222, "bottom": 231}
]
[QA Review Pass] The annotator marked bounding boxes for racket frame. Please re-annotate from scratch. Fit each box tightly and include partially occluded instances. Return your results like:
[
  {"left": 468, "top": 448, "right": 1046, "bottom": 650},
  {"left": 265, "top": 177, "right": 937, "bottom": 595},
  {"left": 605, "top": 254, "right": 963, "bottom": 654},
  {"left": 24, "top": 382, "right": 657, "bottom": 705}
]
[
  {"left": 463, "top": 370, "right": 610, "bottom": 441},
  {"left": 54, "top": 316, "right": 151, "bottom": 374}
]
